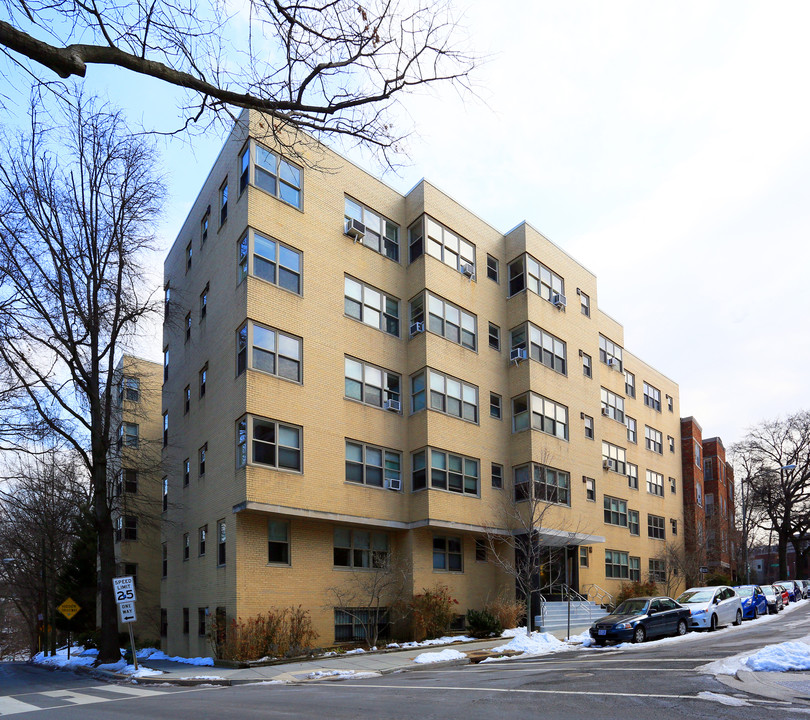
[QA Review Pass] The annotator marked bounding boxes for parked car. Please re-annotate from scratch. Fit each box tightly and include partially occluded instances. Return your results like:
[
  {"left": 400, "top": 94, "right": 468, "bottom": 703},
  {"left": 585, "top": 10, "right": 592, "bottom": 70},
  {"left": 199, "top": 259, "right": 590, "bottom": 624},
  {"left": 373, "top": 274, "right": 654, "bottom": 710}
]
[
  {"left": 761, "top": 584, "right": 784, "bottom": 614},
  {"left": 733, "top": 585, "right": 768, "bottom": 620},
  {"left": 774, "top": 583, "right": 791, "bottom": 606},
  {"left": 777, "top": 580, "right": 801, "bottom": 602},
  {"left": 589, "top": 596, "right": 691, "bottom": 645},
  {"left": 676, "top": 586, "right": 743, "bottom": 631},
  {"left": 801, "top": 580, "right": 810, "bottom": 599}
]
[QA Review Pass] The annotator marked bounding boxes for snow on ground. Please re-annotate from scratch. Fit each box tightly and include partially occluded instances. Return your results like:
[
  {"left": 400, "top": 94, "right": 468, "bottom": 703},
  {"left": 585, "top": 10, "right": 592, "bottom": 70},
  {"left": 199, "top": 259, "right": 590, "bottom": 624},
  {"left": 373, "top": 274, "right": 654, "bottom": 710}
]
[
  {"left": 490, "top": 631, "right": 564, "bottom": 655},
  {"left": 387, "top": 635, "right": 475, "bottom": 649},
  {"left": 697, "top": 692, "right": 751, "bottom": 706},
  {"left": 305, "top": 669, "right": 381, "bottom": 680},
  {"left": 413, "top": 648, "right": 467, "bottom": 664},
  {"left": 138, "top": 649, "right": 214, "bottom": 666},
  {"left": 702, "top": 637, "right": 810, "bottom": 675}
]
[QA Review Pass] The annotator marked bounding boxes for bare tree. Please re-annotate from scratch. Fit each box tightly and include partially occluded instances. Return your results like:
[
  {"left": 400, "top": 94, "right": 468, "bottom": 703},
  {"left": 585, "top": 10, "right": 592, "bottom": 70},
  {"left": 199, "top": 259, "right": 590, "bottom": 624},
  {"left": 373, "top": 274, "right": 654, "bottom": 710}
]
[
  {"left": 0, "top": 92, "right": 165, "bottom": 662},
  {"left": 732, "top": 412, "right": 810, "bottom": 580},
  {"left": 326, "top": 550, "right": 411, "bottom": 649},
  {"left": 0, "top": 0, "right": 475, "bottom": 159}
]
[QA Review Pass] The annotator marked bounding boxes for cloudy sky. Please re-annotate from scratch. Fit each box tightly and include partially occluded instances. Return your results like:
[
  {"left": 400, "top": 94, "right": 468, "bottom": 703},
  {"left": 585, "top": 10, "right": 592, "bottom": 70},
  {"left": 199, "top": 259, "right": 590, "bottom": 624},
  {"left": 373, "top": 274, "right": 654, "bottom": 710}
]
[{"left": 3, "top": 0, "right": 809, "bottom": 447}]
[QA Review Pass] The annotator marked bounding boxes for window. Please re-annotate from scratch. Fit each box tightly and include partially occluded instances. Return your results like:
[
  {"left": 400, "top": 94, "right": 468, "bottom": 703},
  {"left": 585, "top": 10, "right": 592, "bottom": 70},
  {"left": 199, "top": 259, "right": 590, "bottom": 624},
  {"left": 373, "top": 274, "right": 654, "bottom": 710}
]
[
  {"left": 491, "top": 463, "right": 503, "bottom": 489},
  {"left": 605, "top": 550, "right": 629, "bottom": 579},
  {"left": 162, "top": 411, "right": 168, "bottom": 447},
  {"left": 511, "top": 392, "right": 568, "bottom": 440},
  {"left": 183, "top": 458, "right": 190, "bottom": 487},
  {"left": 199, "top": 525, "right": 207, "bottom": 556},
  {"left": 119, "top": 376, "right": 140, "bottom": 403},
  {"left": 624, "top": 370, "right": 635, "bottom": 398},
  {"left": 114, "top": 515, "right": 137, "bottom": 542},
  {"left": 647, "top": 515, "right": 664, "bottom": 540},
  {"left": 507, "top": 253, "right": 564, "bottom": 302},
  {"left": 626, "top": 416, "right": 637, "bottom": 444},
  {"left": 670, "top": 518, "right": 678, "bottom": 536},
  {"left": 646, "top": 470, "right": 664, "bottom": 497},
  {"left": 238, "top": 322, "right": 303, "bottom": 382},
  {"left": 582, "top": 352, "right": 592, "bottom": 378},
  {"left": 649, "top": 559, "right": 666, "bottom": 583},
  {"left": 201, "top": 210, "right": 209, "bottom": 245},
  {"left": 159, "top": 609, "right": 168, "bottom": 639},
  {"left": 219, "top": 180, "right": 228, "bottom": 225},
  {"left": 200, "top": 284, "right": 208, "bottom": 320},
  {"left": 513, "top": 464, "right": 570, "bottom": 506},
  {"left": 163, "top": 347, "right": 169, "bottom": 382},
  {"left": 410, "top": 291, "right": 476, "bottom": 350},
  {"left": 198, "top": 443, "right": 207, "bottom": 476},
  {"left": 242, "top": 142, "right": 302, "bottom": 208},
  {"left": 183, "top": 608, "right": 190, "bottom": 634},
  {"left": 696, "top": 483, "right": 703, "bottom": 507},
  {"left": 334, "top": 527, "right": 389, "bottom": 568},
  {"left": 704, "top": 457, "right": 714, "bottom": 480},
  {"left": 668, "top": 435, "right": 675, "bottom": 453},
  {"left": 334, "top": 607, "right": 390, "bottom": 642},
  {"left": 268, "top": 520, "right": 290, "bottom": 564},
  {"left": 601, "top": 441, "right": 626, "bottom": 474},
  {"left": 345, "top": 441, "right": 401, "bottom": 488},
  {"left": 198, "top": 608, "right": 207, "bottom": 636},
  {"left": 184, "top": 385, "right": 190, "bottom": 414},
  {"left": 585, "top": 477, "right": 595, "bottom": 501},
  {"left": 628, "top": 509, "right": 639, "bottom": 536},
  {"left": 645, "top": 426, "right": 663, "bottom": 454},
  {"left": 580, "top": 547, "right": 589, "bottom": 568},
  {"left": 475, "top": 538, "right": 487, "bottom": 562},
  {"left": 510, "top": 323, "right": 566, "bottom": 374},
  {"left": 666, "top": 394, "right": 673, "bottom": 412},
  {"left": 600, "top": 387, "right": 625, "bottom": 423},
  {"left": 412, "top": 369, "right": 478, "bottom": 423},
  {"left": 118, "top": 422, "right": 139, "bottom": 449},
  {"left": 694, "top": 441, "right": 701, "bottom": 468},
  {"left": 486, "top": 255, "right": 499, "bottom": 282},
  {"left": 604, "top": 496, "right": 628, "bottom": 527},
  {"left": 183, "top": 532, "right": 190, "bottom": 561},
  {"left": 630, "top": 556, "right": 641, "bottom": 582},
  {"left": 345, "top": 197, "right": 399, "bottom": 261},
  {"left": 183, "top": 313, "right": 191, "bottom": 344},
  {"left": 669, "top": 476, "right": 677, "bottom": 494},
  {"left": 599, "top": 334, "right": 623, "bottom": 371},
  {"left": 161, "top": 544, "right": 167, "bottom": 577},
  {"left": 115, "top": 469, "right": 138, "bottom": 496},
  {"left": 643, "top": 382, "right": 661, "bottom": 411},
  {"left": 185, "top": 241, "right": 192, "bottom": 272},
  {"left": 580, "top": 290, "right": 590, "bottom": 317},
  {"left": 411, "top": 448, "right": 479, "bottom": 495},
  {"left": 433, "top": 536, "right": 463, "bottom": 571},
  {"left": 407, "top": 215, "right": 475, "bottom": 276},
  {"left": 584, "top": 415, "right": 594, "bottom": 439},
  {"left": 217, "top": 520, "right": 226, "bottom": 565},
  {"left": 344, "top": 357, "right": 400, "bottom": 409},
  {"left": 236, "top": 415, "right": 302, "bottom": 471},
  {"left": 488, "top": 322, "right": 500, "bottom": 350},
  {"left": 487, "top": 392, "right": 502, "bottom": 420},
  {"left": 238, "top": 230, "right": 302, "bottom": 294},
  {"left": 345, "top": 276, "right": 400, "bottom": 336},
  {"left": 164, "top": 284, "right": 171, "bottom": 316},
  {"left": 162, "top": 476, "right": 168, "bottom": 512},
  {"left": 627, "top": 463, "right": 639, "bottom": 490}
]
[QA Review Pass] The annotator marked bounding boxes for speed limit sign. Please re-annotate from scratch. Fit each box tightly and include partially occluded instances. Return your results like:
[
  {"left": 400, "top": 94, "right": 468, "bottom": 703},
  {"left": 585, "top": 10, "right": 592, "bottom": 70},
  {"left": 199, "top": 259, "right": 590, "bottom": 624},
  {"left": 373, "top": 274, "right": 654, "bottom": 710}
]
[{"left": 112, "top": 576, "right": 137, "bottom": 604}]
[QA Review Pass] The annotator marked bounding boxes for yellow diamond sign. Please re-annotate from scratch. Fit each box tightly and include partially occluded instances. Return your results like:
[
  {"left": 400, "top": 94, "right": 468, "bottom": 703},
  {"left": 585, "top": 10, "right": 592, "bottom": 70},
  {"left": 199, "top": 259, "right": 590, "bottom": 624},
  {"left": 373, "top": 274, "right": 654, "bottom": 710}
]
[{"left": 57, "top": 598, "right": 81, "bottom": 620}]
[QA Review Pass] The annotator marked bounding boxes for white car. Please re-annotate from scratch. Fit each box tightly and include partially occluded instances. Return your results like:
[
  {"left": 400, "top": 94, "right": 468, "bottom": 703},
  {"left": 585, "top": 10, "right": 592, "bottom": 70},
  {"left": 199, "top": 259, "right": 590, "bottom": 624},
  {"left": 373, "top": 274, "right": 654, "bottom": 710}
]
[{"left": 676, "top": 586, "right": 743, "bottom": 631}]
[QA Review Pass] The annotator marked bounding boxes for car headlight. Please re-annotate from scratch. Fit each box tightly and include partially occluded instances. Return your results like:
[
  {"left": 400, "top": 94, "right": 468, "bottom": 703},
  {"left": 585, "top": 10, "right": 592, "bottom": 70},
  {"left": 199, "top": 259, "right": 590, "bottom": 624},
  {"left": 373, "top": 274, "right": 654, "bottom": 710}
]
[
  {"left": 614, "top": 622, "right": 635, "bottom": 630},
  {"left": 692, "top": 609, "right": 705, "bottom": 616}
]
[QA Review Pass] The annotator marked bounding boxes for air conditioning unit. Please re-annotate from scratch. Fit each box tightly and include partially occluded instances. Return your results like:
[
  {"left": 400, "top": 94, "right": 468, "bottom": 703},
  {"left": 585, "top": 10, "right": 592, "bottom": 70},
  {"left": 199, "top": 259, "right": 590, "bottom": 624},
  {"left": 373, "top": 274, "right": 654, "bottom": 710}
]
[
  {"left": 601, "top": 407, "right": 609, "bottom": 416},
  {"left": 510, "top": 347, "right": 527, "bottom": 363},
  {"left": 607, "top": 357, "right": 617, "bottom": 368},
  {"left": 383, "top": 399, "right": 401, "bottom": 412},
  {"left": 385, "top": 478, "right": 402, "bottom": 491},
  {"left": 409, "top": 321, "right": 424, "bottom": 336},
  {"left": 345, "top": 218, "right": 366, "bottom": 241},
  {"left": 603, "top": 458, "right": 615, "bottom": 471},
  {"left": 461, "top": 262, "right": 474, "bottom": 277},
  {"left": 552, "top": 293, "right": 567, "bottom": 308}
]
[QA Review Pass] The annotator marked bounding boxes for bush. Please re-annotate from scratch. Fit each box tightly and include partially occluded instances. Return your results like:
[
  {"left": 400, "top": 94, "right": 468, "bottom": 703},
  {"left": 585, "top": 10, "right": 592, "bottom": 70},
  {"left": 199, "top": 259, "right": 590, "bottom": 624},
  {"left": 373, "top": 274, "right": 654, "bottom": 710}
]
[
  {"left": 209, "top": 605, "right": 318, "bottom": 661},
  {"left": 614, "top": 580, "right": 658, "bottom": 607},
  {"left": 466, "top": 608, "right": 502, "bottom": 638},
  {"left": 410, "top": 585, "right": 458, "bottom": 640},
  {"left": 485, "top": 594, "right": 525, "bottom": 630},
  {"left": 706, "top": 572, "right": 730, "bottom": 587}
]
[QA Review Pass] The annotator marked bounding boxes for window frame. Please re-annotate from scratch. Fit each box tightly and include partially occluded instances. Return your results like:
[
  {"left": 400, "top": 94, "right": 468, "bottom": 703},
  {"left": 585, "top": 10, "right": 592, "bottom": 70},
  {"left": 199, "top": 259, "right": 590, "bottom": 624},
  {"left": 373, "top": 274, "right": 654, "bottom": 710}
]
[
  {"left": 268, "top": 520, "right": 290, "bottom": 565},
  {"left": 411, "top": 368, "right": 479, "bottom": 424},
  {"left": 645, "top": 426, "right": 663, "bottom": 454},
  {"left": 488, "top": 322, "right": 501, "bottom": 351},
  {"left": 486, "top": 254, "right": 499, "bottom": 283},
  {"left": 237, "top": 321, "right": 303, "bottom": 383},
  {"left": 646, "top": 470, "right": 665, "bottom": 497},
  {"left": 240, "top": 140, "right": 303, "bottom": 209},
  {"left": 237, "top": 228, "right": 302, "bottom": 295},
  {"left": 600, "top": 387, "right": 625, "bottom": 424},
  {"left": 407, "top": 214, "right": 476, "bottom": 277},
  {"left": 236, "top": 414, "right": 303, "bottom": 473},
  {"left": 345, "top": 275, "right": 400, "bottom": 337},
  {"left": 491, "top": 462, "right": 503, "bottom": 489},
  {"left": 433, "top": 535, "right": 463, "bottom": 572},
  {"left": 643, "top": 382, "right": 662, "bottom": 411},
  {"left": 603, "top": 495, "right": 628, "bottom": 527},
  {"left": 601, "top": 441, "right": 626, "bottom": 474},
  {"left": 345, "top": 440, "right": 401, "bottom": 489},
  {"left": 599, "top": 334, "right": 623, "bottom": 371},
  {"left": 513, "top": 463, "right": 571, "bottom": 506},
  {"left": 510, "top": 322, "right": 567, "bottom": 375},
  {"left": 511, "top": 391, "right": 568, "bottom": 440},
  {"left": 626, "top": 416, "right": 637, "bottom": 444},
  {"left": 411, "top": 447, "right": 480, "bottom": 496},
  {"left": 507, "top": 253, "right": 565, "bottom": 302},
  {"left": 344, "top": 356, "right": 400, "bottom": 410},
  {"left": 410, "top": 291, "right": 477, "bottom": 350},
  {"left": 647, "top": 514, "right": 665, "bottom": 540},
  {"left": 334, "top": 527, "right": 389, "bottom": 569},
  {"left": 344, "top": 196, "right": 399, "bottom": 262}
]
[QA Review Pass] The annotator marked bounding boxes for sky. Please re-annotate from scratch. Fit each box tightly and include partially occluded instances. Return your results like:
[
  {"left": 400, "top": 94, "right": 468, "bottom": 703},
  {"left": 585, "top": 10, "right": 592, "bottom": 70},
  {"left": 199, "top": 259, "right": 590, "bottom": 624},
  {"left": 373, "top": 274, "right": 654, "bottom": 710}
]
[{"left": 2, "top": 0, "right": 809, "bottom": 449}]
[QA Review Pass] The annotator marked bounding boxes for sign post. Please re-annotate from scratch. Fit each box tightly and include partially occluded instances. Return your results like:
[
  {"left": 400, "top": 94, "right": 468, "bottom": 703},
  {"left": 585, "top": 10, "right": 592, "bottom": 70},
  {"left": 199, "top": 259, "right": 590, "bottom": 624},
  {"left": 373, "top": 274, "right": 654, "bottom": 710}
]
[
  {"left": 112, "top": 577, "right": 138, "bottom": 671},
  {"left": 57, "top": 598, "right": 81, "bottom": 660}
]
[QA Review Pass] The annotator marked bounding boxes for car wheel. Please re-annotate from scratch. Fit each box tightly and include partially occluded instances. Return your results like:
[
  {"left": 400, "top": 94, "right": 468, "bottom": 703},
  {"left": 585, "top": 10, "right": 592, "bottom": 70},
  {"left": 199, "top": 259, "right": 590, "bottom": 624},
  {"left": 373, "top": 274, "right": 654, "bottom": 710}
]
[
  {"left": 733, "top": 609, "right": 743, "bottom": 626},
  {"left": 633, "top": 625, "right": 646, "bottom": 644},
  {"left": 753, "top": 607, "right": 758, "bottom": 620},
  {"left": 709, "top": 614, "right": 718, "bottom": 631},
  {"left": 676, "top": 619, "right": 687, "bottom": 636},
  {"left": 594, "top": 640, "right": 606, "bottom": 647}
]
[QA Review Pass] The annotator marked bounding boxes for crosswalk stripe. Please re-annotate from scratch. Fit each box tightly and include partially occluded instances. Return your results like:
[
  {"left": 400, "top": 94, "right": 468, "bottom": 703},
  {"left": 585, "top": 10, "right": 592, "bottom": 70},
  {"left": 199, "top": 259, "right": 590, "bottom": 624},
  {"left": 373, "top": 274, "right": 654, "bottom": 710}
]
[
  {"left": 0, "top": 697, "right": 42, "bottom": 716},
  {"left": 83, "top": 685, "right": 165, "bottom": 697},
  {"left": 40, "top": 689, "right": 122, "bottom": 705}
]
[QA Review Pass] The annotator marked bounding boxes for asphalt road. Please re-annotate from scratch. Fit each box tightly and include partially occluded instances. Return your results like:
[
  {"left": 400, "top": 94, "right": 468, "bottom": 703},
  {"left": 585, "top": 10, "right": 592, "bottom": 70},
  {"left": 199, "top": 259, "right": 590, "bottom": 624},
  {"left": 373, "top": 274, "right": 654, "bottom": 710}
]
[{"left": 2, "top": 604, "right": 810, "bottom": 719}]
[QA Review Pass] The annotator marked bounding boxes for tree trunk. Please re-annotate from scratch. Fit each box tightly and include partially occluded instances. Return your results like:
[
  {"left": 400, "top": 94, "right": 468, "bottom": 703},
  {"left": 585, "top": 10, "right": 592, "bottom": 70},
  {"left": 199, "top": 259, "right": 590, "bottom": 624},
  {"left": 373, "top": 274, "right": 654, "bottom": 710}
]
[
  {"left": 778, "top": 534, "right": 789, "bottom": 580},
  {"left": 93, "top": 456, "right": 119, "bottom": 663}
]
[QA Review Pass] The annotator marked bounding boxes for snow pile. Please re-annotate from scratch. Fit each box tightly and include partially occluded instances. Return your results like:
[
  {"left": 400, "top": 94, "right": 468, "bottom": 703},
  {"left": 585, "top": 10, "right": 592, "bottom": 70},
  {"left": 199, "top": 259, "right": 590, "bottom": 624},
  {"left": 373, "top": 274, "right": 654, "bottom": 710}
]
[
  {"left": 33, "top": 649, "right": 96, "bottom": 669},
  {"left": 697, "top": 692, "right": 750, "bottom": 706},
  {"left": 413, "top": 648, "right": 467, "bottom": 664},
  {"left": 490, "top": 631, "right": 565, "bottom": 656},
  {"left": 140, "top": 650, "right": 214, "bottom": 666},
  {"left": 387, "top": 636, "right": 474, "bottom": 649},
  {"left": 566, "top": 631, "right": 594, "bottom": 646},
  {"left": 745, "top": 641, "right": 810, "bottom": 672},
  {"left": 344, "top": 647, "right": 374, "bottom": 655}
]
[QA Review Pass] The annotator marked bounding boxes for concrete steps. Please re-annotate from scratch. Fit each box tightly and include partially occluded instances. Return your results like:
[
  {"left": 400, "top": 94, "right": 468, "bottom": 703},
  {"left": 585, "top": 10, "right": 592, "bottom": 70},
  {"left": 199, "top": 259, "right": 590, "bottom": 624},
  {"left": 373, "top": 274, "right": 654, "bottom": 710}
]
[{"left": 538, "top": 601, "right": 606, "bottom": 631}]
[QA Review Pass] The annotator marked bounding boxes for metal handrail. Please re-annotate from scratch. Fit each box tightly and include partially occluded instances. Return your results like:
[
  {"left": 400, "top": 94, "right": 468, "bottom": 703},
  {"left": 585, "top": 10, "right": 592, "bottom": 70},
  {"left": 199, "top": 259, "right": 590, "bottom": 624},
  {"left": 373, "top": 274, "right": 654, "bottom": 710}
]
[{"left": 582, "top": 583, "right": 614, "bottom": 608}]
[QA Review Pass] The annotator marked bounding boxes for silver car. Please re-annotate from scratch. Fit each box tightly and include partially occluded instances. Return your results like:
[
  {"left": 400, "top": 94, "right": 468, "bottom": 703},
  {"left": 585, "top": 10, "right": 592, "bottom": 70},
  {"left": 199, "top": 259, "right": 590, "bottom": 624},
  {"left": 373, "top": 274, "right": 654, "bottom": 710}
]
[{"left": 676, "top": 586, "right": 743, "bottom": 631}]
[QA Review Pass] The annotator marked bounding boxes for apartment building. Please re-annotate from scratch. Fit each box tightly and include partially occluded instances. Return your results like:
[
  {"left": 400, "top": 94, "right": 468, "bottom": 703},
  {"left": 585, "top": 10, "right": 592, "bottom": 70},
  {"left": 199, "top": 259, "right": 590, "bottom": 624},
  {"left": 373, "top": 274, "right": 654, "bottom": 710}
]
[
  {"left": 160, "top": 111, "right": 685, "bottom": 655},
  {"left": 703, "top": 437, "right": 737, "bottom": 575},
  {"left": 109, "top": 355, "right": 163, "bottom": 641}
]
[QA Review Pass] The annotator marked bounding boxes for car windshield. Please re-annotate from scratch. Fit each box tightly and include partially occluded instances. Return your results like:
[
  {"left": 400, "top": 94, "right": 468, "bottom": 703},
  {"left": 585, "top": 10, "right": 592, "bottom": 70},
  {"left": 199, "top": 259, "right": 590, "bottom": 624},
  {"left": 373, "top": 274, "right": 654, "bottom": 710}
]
[
  {"left": 613, "top": 599, "right": 649, "bottom": 615},
  {"left": 735, "top": 587, "right": 754, "bottom": 597},
  {"left": 677, "top": 590, "right": 714, "bottom": 604},
  {"left": 762, "top": 587, "right": 775, "bottom": 596}
]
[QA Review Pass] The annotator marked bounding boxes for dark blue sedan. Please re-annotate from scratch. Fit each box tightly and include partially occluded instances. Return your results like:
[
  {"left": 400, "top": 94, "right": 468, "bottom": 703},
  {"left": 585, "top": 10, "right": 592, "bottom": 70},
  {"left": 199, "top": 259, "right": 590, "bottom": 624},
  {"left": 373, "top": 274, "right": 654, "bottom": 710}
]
[
  {"left": 589, "top": 596, "right": 691, "bottom": 645},
  {"left": 733, "top": 585, "right": 768, "bottom": 620}
]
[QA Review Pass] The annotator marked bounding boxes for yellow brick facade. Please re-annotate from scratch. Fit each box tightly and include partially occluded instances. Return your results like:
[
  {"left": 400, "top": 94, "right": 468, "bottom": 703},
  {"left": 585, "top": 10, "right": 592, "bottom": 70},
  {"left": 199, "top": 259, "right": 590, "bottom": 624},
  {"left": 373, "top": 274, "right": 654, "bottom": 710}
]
[{"left": 161, "top": 111, "right": 685, "bottom": 656}]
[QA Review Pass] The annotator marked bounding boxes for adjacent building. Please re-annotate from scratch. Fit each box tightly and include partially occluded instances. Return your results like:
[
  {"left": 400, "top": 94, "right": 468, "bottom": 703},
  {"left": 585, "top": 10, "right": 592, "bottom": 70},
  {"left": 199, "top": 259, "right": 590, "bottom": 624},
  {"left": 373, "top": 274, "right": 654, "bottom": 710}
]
[{"left": 160, "top": 111, "right": 686, "bottom": 655}]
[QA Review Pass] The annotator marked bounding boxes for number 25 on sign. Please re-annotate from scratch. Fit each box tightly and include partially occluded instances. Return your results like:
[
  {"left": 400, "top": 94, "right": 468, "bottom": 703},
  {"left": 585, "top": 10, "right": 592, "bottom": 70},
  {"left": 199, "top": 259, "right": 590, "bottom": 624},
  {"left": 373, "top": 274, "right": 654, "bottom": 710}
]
[{"left": 112, "top": 576, "right": 137, "bottom": 604}]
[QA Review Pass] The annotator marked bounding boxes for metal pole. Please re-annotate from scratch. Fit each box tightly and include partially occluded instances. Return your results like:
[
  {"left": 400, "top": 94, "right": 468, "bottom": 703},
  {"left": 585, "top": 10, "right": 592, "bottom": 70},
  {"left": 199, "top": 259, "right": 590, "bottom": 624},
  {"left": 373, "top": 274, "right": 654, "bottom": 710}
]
[
  {"left": 128, "top": 623, "right": 138, "bottom": 671},
  {"left": 566, "top": 549, "right": 571, "bottom": 640}
]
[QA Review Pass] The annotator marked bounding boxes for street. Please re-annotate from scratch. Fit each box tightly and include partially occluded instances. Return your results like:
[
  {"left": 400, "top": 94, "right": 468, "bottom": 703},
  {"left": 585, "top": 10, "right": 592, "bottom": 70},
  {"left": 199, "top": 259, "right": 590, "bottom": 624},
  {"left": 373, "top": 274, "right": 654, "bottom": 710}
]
[{"left": 2, "top": 604, "right": 810, "bottom": 719}]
